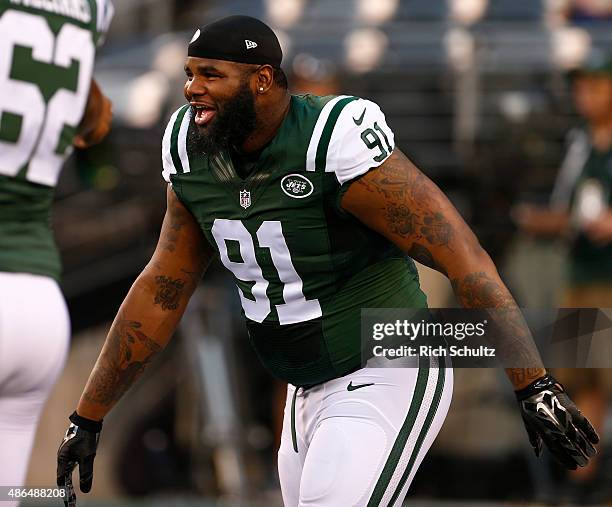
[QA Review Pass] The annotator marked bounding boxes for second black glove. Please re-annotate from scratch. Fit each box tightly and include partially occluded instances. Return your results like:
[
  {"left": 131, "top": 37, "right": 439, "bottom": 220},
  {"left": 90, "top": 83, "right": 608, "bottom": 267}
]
[{"left": 516, "top": 374, "right": 599, "bottom": 469}]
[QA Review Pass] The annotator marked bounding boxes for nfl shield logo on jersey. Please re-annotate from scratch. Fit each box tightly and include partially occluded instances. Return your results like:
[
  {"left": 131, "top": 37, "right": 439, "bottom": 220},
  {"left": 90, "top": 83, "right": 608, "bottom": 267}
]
[{"left": 240, "top": 189, "right": 251, "bottom": 209}]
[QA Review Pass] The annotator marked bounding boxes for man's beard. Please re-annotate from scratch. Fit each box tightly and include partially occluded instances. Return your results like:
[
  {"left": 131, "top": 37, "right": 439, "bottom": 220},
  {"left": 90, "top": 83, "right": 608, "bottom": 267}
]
[{"left": 187, "top": 83, "right": 257, "bottom": 156}]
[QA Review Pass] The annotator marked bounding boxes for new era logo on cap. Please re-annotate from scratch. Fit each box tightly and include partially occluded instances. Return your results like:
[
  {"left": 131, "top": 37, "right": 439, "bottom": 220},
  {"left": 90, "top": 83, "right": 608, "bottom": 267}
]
[{"left": 245, "top": 39, "right": 258, "bottom": 49}]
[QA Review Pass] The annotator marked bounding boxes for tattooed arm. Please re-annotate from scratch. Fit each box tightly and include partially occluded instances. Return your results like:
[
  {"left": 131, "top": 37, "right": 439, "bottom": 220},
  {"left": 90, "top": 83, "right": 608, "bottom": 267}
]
[
  {"left": 341, "top": 149, "right": 545, "bottom": 389},
  {"left": 76, "top": 186, "right": 214, "bottom": 420}
]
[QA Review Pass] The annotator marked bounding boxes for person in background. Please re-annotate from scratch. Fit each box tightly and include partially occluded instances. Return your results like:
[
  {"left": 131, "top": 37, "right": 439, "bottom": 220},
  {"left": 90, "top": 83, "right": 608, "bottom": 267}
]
[
  {"left": 0, "top": 1, "right": 113, "bottom": 504},
  {"left": 514, "top": 52, "right": 612, "bottom": 306},
  {"left": 513, "top": 50, "right": 612, "bottom": 500},
  {"left": 549, "top": 0, "right": 612, "bottom": 23}
]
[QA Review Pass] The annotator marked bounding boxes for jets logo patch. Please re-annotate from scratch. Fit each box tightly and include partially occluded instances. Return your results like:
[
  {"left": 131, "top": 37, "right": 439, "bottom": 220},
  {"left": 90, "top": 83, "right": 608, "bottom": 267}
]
[{"left": 281, "top": 174, "right": 314, "bottom": 199}]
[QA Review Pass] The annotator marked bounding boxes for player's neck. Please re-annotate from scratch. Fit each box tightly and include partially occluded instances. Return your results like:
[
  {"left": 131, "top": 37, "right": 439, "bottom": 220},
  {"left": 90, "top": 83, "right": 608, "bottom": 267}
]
[{"left": 240, "top": 91, "right": 291, "bottom": 154}]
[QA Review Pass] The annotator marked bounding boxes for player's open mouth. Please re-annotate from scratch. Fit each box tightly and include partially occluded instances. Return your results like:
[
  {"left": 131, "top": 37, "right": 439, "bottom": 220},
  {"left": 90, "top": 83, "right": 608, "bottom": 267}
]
[{"left": 192, "top": 104, "right": 216, "bottom": 126}]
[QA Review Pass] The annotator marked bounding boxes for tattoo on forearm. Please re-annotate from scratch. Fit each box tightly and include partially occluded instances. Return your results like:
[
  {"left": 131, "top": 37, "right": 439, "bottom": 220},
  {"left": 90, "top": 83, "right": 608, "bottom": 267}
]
[
  {"left": 507, "top": 368, "right": 547, "bottom": 388},
  {"left": 451, "top": 272, "right": 514, "bottom": 308},
  {"left": 83, "top": 318, "right": 162, "bottom": 407},
  {"left": 131, "top": 329, "right": 162, "bottom": 354},
  {"left": 154, "top": 275, "right": 186, "bottom": 311},
  {"left": 451, "top": 271, "right": 544, "bottom": 383}
]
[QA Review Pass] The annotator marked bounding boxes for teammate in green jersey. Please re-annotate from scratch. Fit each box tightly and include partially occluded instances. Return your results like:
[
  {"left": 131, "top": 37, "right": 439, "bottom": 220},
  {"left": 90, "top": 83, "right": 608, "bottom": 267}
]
[
  {"left": 57, "top": 16, "right": 598, "bottom": 506},
  {"left": 0, "top": 0, "right": 113, "bottom": 500}
]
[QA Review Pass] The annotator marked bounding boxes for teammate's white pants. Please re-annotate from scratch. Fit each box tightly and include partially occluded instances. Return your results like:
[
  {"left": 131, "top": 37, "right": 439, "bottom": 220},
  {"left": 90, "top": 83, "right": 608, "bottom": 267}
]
[
  {"left": 278, "top": 361, "right": 452, "bottom": 507},
  {"left": 0, "top": 272, "right": 69, "bottom": 505}
]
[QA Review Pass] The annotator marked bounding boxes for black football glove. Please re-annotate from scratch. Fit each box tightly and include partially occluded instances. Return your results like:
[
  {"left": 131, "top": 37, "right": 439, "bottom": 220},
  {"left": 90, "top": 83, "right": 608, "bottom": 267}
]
[
  {"left": 515, "top": 374, "right": 599, "bottom": 470},
  {"left": 57, "top": 412, "right": 102, "bottom": 507}
]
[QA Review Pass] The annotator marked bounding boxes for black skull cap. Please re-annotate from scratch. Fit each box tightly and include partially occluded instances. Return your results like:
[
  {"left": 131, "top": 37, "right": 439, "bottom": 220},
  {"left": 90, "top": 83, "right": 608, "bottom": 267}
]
[{"left": 188, "top": 15, "right": 283, "bottom": 68}]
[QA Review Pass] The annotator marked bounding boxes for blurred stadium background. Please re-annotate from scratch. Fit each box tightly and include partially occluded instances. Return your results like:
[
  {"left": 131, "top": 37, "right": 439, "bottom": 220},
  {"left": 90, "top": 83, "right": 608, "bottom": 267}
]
[{"left": 22, "top": 0, "right": 612, "bottom": 505}]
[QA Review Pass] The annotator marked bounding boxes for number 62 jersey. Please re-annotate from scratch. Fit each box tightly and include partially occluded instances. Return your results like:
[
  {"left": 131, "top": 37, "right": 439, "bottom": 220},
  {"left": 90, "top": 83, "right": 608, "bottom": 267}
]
[
  {"left": 0, "top": 0, "right": 113, "bottom": 279},
  {"left": 163, "top": 94, "right": 427, "bottom": 386}
]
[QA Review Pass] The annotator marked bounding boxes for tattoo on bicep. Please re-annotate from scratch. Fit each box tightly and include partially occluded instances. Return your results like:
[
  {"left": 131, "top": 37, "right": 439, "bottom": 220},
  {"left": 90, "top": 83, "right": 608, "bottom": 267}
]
[
  {"left": 421, "top": 212, "right": 453, "bottom": 245},
  {"left": 357, "top": 155, "right": 455, "bottom": 249},
  {"left": 154, "top": 275, "right": 186, "bottom": 311},
  {"left": 358, "top": 161, "right": 411, "bottom": 200},
  {"left": 170, "top": 197, "right": 189, "bottom": 231},
  {"left": 385, "top": 204, "right": 418, "bottom": 235},
  {"left": 356, "top": 151, "right": 428, "bottom": 203},
  {"left": 84, "top": 319, "right": 162, "bottom": 407},
  {"left": 162, "top": 195, "right": 191, "bottom": 252},
  {"left": 385, "top": 204, "right": 454, "bottom": 249},
  {"left": 181, "top": 268, "right": 201, "bottom": 286},
  {"left": 162, "top": 232, "right": 178, "bottom": 252}
]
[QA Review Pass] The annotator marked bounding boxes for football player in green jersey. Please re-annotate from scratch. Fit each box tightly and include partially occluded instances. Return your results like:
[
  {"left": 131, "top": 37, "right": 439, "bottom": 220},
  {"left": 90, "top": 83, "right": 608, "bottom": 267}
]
[
  {"left": 58, "top": 16, "right": 598, "bottom": 506},
  {"left": 0, "top": 0, "right": 113, "bottom": 501}
]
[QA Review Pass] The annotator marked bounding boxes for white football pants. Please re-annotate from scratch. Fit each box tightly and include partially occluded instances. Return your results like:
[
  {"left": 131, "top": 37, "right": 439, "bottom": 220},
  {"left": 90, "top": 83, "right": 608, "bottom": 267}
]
[
  {"left": 0, "top": 272, "right": 69, "bottom": 505},
  {"left": 278, "top": 361, "right": 452, "bottom": 507}
]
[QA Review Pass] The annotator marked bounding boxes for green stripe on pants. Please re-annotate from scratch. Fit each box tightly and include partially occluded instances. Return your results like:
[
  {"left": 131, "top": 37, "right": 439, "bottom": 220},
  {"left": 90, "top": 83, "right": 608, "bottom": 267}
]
[
  {"left": 367, "top": 357, "right": 430, "bottom": 506},
  {"left": 388, "top": 365, "right": 446, "bottom": 504}
]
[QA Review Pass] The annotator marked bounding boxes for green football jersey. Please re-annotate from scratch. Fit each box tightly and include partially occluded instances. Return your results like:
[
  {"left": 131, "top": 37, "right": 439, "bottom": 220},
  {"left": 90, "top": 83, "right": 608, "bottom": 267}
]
[
  {"left": 0, "top": 0, "right": 113, "bottom": 280},
  {"left": 163, "top": 94, "right": 427, "bottom": 386}
]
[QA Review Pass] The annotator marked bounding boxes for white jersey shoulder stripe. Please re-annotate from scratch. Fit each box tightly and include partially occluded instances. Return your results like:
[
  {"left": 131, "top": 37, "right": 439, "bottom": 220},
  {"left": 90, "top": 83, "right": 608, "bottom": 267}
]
[
  {"left": 161, "top": 107, "right": 182, "bottom": 183},
  {"left": 177, "top": 107, "right": 192, "bottom": 175},
  {"left": 305, "top": 95, "right": 350, "bottom": 173},
  {"left": 95, "top": 0, "right": 114, "bottom": 36}
]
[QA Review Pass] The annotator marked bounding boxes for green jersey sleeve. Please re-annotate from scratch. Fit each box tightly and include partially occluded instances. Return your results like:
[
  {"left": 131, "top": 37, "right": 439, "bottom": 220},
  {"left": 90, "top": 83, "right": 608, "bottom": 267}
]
[
  {"left": 161, "top": 104, "right": 192, "bottom": 183},
  {"left": 306, "top": 96, "right": 395, "bottom": 185}
]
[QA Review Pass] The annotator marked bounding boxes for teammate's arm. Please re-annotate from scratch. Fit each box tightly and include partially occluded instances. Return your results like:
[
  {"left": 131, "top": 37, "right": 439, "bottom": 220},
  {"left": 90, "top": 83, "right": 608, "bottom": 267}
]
[
  {"left": 341, "top": 148, "right": 544, "bottom": 388},
  {"left": 73, "top": 79, "right": 113, "bottom": 149}
]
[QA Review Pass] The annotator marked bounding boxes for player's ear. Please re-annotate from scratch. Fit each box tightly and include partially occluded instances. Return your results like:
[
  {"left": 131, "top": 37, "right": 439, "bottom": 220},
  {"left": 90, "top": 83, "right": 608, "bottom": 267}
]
[{"left": 255, "top": 64, "right": 274, "bottom": 94}]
